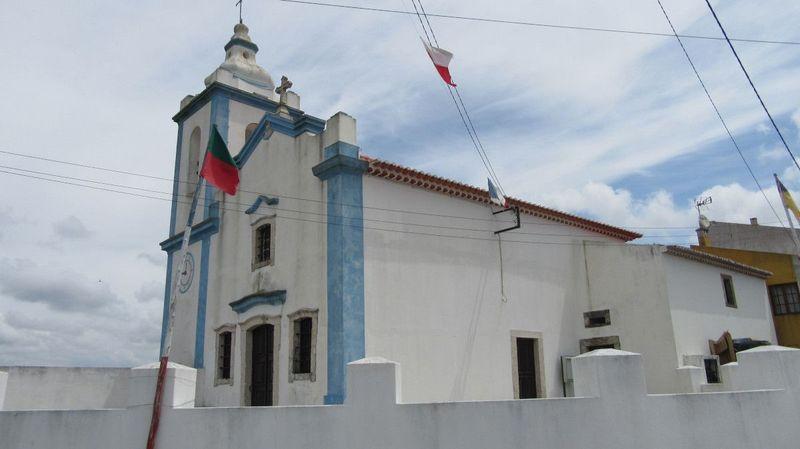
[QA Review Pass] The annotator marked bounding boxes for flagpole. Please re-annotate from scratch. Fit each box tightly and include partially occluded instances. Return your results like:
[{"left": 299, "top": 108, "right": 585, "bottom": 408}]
[
  {"left": 146, "top": 177, "right": 205, "bottom": 449},
  {"left": 775, "top": 174, "right": 800, "bottom": 255}
]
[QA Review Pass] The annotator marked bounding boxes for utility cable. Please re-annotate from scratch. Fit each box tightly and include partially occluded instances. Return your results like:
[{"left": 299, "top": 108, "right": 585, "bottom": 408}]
[
  {"left": 655, "top": 0, "right": 788, "bottom": 231},
  {"left": 703, "top": 0, "right": 800, "bottom": 173},
  {"left": 0, "top": 167, "right": 712, "bottom": 245},
  {"left": 0, "top": 148, "right": 768, "bottom": 230},
  {"left": 277, "top": 0, "right": 800, "bottom": 46}
]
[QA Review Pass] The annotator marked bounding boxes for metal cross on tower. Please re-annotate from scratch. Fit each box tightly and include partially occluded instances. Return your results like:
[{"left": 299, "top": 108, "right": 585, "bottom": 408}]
[{"left": 236, "top": 0, "right": 243, "bottom": 24}]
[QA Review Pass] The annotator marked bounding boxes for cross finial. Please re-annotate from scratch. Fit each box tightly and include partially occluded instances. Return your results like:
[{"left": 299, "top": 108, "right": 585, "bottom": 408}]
[
  {"left": 275, "top": 76, "right": 293, "bottom": 114},
  {"left": 236, "top": 0, "right": 243, "bottom": 24}
]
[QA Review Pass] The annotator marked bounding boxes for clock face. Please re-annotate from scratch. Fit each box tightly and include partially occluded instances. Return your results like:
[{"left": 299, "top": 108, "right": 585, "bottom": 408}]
[{"left": 179, "top": 253, "right": 195, "bottom": 294}]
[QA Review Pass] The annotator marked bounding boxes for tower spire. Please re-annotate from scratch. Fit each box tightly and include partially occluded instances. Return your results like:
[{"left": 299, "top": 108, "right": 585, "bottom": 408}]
[
  {"left": 204, "top": 22, "right": 276, "bottom": 98},
  {"left": 236, "top": 0, "right": 243, "bottom": 24}
]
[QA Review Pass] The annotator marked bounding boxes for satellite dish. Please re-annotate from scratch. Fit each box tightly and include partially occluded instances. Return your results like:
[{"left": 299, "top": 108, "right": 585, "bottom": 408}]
[{"left": 699, "top": 214, "right": 711, "bottom": 230}]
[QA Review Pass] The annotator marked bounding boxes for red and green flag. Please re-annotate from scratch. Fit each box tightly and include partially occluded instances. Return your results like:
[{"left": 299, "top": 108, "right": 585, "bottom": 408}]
[{"left": 200, "top": 125, "right": 240, "bottom": 195}]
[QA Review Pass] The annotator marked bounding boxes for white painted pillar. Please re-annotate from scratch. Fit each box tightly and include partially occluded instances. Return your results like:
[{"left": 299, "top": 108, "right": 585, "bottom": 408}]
[
  {"left": 126, "top": 361, "right": 197, "bottom": 409},
  {"left": 722, "top": 346, "right": 800, "bottom": 394},
  {"left": 571, "top": 349, "right": 647, "bottom": 398},
  {"left": 345, "top": 357, "right": 401, "bottom": 408},
  {"left": 0, "top": 369, "right": 7, "bottom": 410}
]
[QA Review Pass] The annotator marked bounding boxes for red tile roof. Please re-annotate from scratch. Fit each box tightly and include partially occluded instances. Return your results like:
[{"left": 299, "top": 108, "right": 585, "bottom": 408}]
[
  {"left": 362, "top": 156, "right": 642, "bottom": 241},
  {"left": 665, "top": 245, "right": 772, "bottom": 278}
]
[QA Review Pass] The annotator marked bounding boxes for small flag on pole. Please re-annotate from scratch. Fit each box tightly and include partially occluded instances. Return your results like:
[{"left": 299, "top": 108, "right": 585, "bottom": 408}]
[
  {"left": 488, "top": 178, "right": 506, "bottom": 207},
  {"left": 776, "top": 174, "right": 800, "bottom": 221},
  {"left": 200, "top": 125, "right": 240, "bottom": 195},
  {"left": 422, "top": 38, "right": 457, "bottom": 87}
]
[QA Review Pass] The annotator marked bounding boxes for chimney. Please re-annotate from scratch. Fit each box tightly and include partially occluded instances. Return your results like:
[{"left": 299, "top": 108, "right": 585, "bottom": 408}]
[{"left": 750, "top": 217, "right": 759, "bottom": 226}]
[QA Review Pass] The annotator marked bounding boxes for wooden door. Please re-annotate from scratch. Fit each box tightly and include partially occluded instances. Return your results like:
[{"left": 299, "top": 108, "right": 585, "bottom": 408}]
[
  {"left": 516, "top": 337, "right": 538, "bottom": 399},
  {"left": 250, "top": 324, "right": 274, "bottom": 406}
]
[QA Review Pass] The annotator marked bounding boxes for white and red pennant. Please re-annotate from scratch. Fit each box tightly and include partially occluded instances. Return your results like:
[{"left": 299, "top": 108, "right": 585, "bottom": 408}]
[{"left": 422, "top": 39, "right": 457, "bottom": 87}]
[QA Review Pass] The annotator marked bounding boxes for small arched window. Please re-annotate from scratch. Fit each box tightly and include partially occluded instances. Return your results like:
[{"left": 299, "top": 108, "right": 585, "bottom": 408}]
[
  {"left": 245, "top": 123, "right": 259, "bottom": 143},
  {"left": 186, "top": 127, "right": 202, "bottom": 196}
]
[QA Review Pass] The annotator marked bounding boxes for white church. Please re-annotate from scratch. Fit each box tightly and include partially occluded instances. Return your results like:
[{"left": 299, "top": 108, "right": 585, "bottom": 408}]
[
  {"left": 155, "top": 22, "right": 778, "bottom": 407},
  {"left": 5, "top": 21, "right": 800, "bottom": 449}
]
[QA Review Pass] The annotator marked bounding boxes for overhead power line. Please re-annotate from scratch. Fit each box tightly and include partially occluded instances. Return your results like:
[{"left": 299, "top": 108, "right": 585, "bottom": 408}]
[
  {"left": 278, "top": 0, "right": 800, "bottom": 46},
  {"left": 0, "top": 148, "right": 776, "bottom": 231},
  {"left": 0, "top": 167, "right": 704, "bottom": 246},
  {"left": 702, "top": 0, "right": 800, "bottom": 174},
  {"left": 655, "top": 0, "right": 787, "bottom": 231}
]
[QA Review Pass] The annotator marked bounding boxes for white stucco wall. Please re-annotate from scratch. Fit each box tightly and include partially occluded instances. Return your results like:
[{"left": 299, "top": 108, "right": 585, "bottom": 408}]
[
  {"left": 0, "top": 367, "right": 129, "bottom": 410},
  {"left": 664, "top": 255, "right": 777, "bottom": 358},
  {"left": 362, "top": 176, "right": 616, "bottom": 402},
  {"left": 580, "top": 244, "right": 681, "bottom": 393},
  {"left": 2, "top": 350, "right": 799, "bottom": 449}
]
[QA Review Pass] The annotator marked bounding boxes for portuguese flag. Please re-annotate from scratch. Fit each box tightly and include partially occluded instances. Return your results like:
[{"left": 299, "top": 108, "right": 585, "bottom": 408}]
[{"left": 200, "top": 125, "right": 239, "bottom": 195}]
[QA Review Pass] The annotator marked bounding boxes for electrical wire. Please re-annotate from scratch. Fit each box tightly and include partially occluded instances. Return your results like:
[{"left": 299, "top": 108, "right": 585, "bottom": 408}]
[
  {"left": 703, "top": 0, "right": 800, "bottom": 174},
  {"left": 277, "top": 0, "right": 800, "bottom": 46},
  {"left": 0, "top": 167, "right": 710, "bottom": 246},
  {"left": 0, "top": 148, "right": 777, "bottom": 230},
  {"left": 655, "top": 0, "right": 788, "bottom": 232}
]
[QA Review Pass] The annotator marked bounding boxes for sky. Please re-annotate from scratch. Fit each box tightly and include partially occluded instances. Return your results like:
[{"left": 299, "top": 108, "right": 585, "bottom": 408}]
[{"left": 0, "top": 0, "right": 799, "bottom": 366}]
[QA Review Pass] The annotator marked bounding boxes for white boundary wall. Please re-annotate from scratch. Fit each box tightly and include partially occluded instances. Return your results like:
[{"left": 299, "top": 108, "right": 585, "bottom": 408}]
[{"left": 1, "top": 347, "right": 799, "bottom": 449}]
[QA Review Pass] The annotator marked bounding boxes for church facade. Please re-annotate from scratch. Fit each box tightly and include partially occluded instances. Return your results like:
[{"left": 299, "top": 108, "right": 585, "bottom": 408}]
[{"left": 160, "top": 23, "right": 777, "bottom": 407}]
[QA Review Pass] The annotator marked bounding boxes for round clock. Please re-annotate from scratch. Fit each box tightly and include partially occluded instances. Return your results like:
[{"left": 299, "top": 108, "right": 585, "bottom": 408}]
[{"left": 179, "top": 252, "right": 195, "bottom": 294}]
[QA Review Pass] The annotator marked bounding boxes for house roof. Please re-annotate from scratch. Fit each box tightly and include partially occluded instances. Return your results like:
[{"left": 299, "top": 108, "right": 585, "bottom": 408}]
[
  {"left": 664, "top": 245, "right": 773, "bottom": 279},
  {"left": 362, "top": 156, "right": 642, "bottom": 242}
]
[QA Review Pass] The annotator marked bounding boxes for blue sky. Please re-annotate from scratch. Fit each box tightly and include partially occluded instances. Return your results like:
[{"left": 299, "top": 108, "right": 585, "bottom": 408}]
[{"left": 0, "top": 0, "right": 799, "bottom": 365}]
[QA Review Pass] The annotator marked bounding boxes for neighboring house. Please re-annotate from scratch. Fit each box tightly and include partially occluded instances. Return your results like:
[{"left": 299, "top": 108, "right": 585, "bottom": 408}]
[
  {"left": 695, "top": 217, "right": 800, "bottom": 348},
  {"left": 157, "top": 22, "right": 778, "bottom": 407}
]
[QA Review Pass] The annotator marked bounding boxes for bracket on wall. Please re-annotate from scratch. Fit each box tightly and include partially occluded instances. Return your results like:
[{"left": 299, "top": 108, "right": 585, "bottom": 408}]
[{"left": 493, "top": 206, "right": 521, "bottom": 234}]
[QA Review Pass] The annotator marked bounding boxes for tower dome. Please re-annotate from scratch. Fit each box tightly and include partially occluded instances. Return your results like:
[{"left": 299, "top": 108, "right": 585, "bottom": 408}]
[{"left": 204, "top": 23, "right": 276, "bottom": 98}]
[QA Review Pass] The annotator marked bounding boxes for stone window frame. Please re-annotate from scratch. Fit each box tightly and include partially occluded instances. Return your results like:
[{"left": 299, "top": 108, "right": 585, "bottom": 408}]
[
  {"left": 583, "top": 309, "right": 611, "bottom": 328},
  {"left": 239, "top": 314, "right": 281, "bottom": 406},
  {"left": 510, "top": 330, "right": 545, "bottom": 399},
  {"left": 287, "top": 308, "right": 319, "bottom": 383},
  {"left": 251, "top": 216, "right": 276, "bottom": 271},
  {"left": 579, "top": 335, "right": 621, "bottom": 354},
  {"left": 721, "top": 274, "right": 737, "bottom": 308},
  {"left": 214, "top": 324, "right": 236, "bottom": 386}
]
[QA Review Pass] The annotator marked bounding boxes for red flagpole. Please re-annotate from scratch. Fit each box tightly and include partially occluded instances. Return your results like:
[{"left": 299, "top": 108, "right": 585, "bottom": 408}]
[{"left": 145, "top": 178, "right": 205, "bottom": 449}]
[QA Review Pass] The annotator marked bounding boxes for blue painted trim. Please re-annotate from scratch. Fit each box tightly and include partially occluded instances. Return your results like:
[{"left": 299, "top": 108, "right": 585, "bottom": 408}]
[
  {"left": 245, "top": 195, "right": 279, "bottom": 214},
  {"left": 159, "top": 252, "right": 174, "bottom": 355},
  {"left": 312, "top": 154, "right": 369, "bottom": 181},
  {"left": 324, "top": 142, "right": 360, "bottom": 159},
  {"left": 173, "top": 83, "right": 324, "bottom": 139},
  {"left": 159, "top": 218, "right": 220, "bottom": 253},
  {"left": 195, "top": 236, "right": 211, "bottom": 368},
  {"left": 229, "top": 290, "right": 287, "bottom": 313},
  {"left": 224, "top": 37, "right": 259, "bottom": 52},
  {"left": 315, "top": 142, "right": 367, "bottom": 405}
]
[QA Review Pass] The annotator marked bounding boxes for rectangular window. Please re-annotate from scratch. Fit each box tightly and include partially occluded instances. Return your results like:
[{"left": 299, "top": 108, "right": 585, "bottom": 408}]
[
  {"left": 253, "top": 223, "right": 272, "bottom": 268},
  {"left": 769, "top": 283, "right": 800, "bottom": 315},
  {"left": 293, "top": 317, "right": 313, "bottom": 374},
  {"left": 218, "top": 331, "right": 232, "bottom": 381},
  {"left": 721, "top": 274, "right": 737, "bottom": 308},
  {"left": 583, "top": 309, "right": 611, "bottom": 328}
]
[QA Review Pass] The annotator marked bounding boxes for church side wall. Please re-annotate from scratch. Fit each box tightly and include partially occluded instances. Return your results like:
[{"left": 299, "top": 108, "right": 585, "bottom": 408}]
[
  {"left": 200, "top": 108, "right": 327, "bottom": 407},
  {"left": 361, "top": 177, "right": 615, "bottom": 402},
  {"left": 664, "top": 256, "right": 777, "bottom": 357}
]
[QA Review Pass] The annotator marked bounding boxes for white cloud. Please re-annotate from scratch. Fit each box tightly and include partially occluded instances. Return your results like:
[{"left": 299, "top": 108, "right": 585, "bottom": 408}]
[
  {"left": 53, "top": 215, "right": 92, "bottom": 240},
  {"left": 134, "top": 281, "right": 163, "bottom": 303}
]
